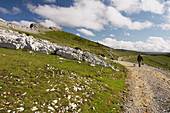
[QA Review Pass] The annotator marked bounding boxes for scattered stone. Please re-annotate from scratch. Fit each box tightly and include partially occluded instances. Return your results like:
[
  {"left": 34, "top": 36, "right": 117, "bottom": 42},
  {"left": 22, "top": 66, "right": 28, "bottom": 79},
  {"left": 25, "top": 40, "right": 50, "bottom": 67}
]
[
  {"left": 17, "top": 107, "right": 24, "bottom": 112},
  {"left": 90, "top": 63, "right": 95, "bottom": 67},
  {"left": 77, "top": 61, "right": 81, "bottom": 63},
  {"left": 31, "top": 106, "right": 38, "bottom": 111},
  {"left": 48, "top": 106, "right": 55, "bottom": 111}
]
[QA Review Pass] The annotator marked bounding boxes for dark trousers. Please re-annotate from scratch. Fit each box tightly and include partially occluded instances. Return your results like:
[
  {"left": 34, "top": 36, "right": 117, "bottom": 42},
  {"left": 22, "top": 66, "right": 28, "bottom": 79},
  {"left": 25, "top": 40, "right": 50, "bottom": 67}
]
[{"left": 138, "top": 62, "right": 141, "bottom": 67}]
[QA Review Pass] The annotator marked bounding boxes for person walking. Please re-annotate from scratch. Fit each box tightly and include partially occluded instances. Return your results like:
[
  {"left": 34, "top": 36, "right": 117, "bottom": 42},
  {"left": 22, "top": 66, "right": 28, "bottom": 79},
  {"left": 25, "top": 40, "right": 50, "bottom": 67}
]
[{"left": 137, "top": 54, "right": 143, "bottom": 67}]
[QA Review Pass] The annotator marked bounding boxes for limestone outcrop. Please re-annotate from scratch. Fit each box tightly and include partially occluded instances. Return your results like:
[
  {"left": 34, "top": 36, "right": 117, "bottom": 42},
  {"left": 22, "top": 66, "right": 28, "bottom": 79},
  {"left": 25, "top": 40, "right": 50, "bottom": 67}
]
[
  {"left": 30, "top": 23, "right": 51, "bottom": 31},
  {"left": 0, "top": 29, "right": 114, "bottom": 68},
  {"left": 0, "top": 18, "right": 60, "bottom": 33}
]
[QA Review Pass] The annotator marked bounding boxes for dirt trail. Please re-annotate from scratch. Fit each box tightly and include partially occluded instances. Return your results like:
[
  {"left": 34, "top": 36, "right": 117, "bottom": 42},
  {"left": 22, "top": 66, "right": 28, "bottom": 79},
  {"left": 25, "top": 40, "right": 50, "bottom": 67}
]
[{"left": 115, "top": 61, "right": 170, "bottom": 113}]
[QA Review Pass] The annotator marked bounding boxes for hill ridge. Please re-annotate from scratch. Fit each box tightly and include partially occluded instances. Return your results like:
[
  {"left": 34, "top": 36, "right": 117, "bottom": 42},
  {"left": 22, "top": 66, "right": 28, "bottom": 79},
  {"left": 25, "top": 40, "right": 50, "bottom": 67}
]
[{"left": 0, "top": 18, "right": 60, "bottom": 33}]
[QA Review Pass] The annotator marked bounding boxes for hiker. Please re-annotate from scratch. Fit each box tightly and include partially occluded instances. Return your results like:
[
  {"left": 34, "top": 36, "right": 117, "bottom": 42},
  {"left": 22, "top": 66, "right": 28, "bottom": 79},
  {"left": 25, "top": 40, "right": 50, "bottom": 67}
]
[{"left": 137, "top": 54, "right": 143, "bottom": 67}]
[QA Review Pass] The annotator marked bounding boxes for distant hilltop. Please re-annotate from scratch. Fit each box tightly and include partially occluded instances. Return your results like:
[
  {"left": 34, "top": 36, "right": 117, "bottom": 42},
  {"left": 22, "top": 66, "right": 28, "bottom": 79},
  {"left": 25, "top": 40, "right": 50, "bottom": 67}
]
[{"left": 0, "top": 18, "right": 60, "bottom": 33}]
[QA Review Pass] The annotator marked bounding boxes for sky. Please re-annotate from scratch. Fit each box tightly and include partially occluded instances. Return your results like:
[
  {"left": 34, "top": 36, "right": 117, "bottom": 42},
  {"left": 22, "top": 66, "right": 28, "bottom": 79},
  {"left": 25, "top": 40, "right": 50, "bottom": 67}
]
[{"left": 0, "top": 0, "right": 170, "bottom": 52}]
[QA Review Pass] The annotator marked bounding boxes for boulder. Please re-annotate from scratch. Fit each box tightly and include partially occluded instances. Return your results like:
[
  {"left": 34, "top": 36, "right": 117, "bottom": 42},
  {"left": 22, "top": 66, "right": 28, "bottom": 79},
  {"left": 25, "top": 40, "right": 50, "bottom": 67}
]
[
  {"left": 49, "top": 27, "right": 60, "bottom": 31},
  {"left": 0, "top": 43, "right": 16, "bottom": 49},
  {"left": 30, "top": 23, "right": 50, "bottom": 31},
  {"left": 0, "top": 29, "right": 114, "bottom": 69}
]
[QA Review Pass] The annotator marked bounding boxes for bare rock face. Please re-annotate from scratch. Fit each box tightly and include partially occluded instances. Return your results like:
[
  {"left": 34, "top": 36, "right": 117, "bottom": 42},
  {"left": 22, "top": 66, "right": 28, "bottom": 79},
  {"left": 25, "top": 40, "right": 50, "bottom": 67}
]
[
  {"left": 30, "top": 23, "right": 50, "bottom": 32},
  {"left": 0, "top": 18, "right": 8, "bottom": 26},
  {"left": 49, "top": 27, "right": 60, "bottom": 31},
  {"left": 0, "top": 30, "right": 59, "bottom": 54},
  {"left": 0, "top": 29, "right": 114, "bottom": 69},
  {"left": 0, "top": 18, "right": 60, "bottom": 33}
]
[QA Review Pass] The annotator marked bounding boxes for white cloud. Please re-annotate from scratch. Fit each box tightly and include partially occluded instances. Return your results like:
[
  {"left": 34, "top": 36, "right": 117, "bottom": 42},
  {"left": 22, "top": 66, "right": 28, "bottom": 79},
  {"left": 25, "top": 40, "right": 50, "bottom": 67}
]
[
  {"left": 0, "top": 6, "right": 21, "bottom": 14},
  {"left": 110, "top": 0, "right": 141, "bottom": 14},
  {"left": 110, "top": 0, "right": 165, "bottom": 15},
  {"left": 141, "top": 0, "right": 165, "bottom": 15},
  {"left": 27, "top": 0, "right": 107, "bottom": 31},
  {"left": 0, "top": 7, "right": 10, "bottom": 14},
  {"left": 77, "top": 28, "right": 95, "bottom": 36},
  {"left": 98, "top": 37, "right": 170, "bottom": 52},
  {"left": 166, "top": 1, "right": 170, "bottom": 6},
  {"left": 12, "top": 7, "right": 21, "bottom": 14},
  {"left": 11, "top": 20, "right": 34, "bottom": 27},
  {"left": 158, "top": 23, "right": 170, "bottom": 30},
  {"left": 27, "top": 0, "right": 153, "bottom": 31},
  {"left": 109, "top": 34, "right": 115, "bottom": 37},
  {"left": 106, "top": 6, "right": 153, "bottom": 30},
  {"left": 38, "top": 19, "right": 61, "bottom": 29},
  {"left": 44, "top": 0, "right": 56, "bottom": 3},
  {"left": 124, "top": 32, "right": 131, "bottom": 36}
]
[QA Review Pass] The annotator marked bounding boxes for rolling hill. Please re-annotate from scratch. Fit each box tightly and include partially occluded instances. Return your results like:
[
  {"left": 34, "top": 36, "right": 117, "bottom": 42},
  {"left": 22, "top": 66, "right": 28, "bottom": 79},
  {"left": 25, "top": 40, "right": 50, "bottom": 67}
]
[{"left": 0, "top": 19, "right": 169, "bottom": 112}]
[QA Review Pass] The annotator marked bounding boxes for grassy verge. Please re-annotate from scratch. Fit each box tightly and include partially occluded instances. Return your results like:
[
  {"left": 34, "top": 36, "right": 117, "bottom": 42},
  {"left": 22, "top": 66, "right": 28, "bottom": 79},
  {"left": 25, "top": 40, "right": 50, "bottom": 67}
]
[
  {"left": 0, "top": 48, "right": 127, "bottom": 112},
  {"left": 125, "top": 55, "right": 170, "bottom": 72}
]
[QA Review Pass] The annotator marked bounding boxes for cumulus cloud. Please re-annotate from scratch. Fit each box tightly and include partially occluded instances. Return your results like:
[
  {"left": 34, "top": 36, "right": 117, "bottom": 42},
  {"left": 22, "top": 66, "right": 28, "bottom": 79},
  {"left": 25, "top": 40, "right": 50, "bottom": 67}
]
[
  {"left": 38, "top": 19, "right": 61, "bottom": 29},
  {"left": 141, "top": 0, "right": 165, "bottom": 15},
  {"left": 0, "top": 6, "right": 21, "bottom": 14},
  {"left": 11, "top": 20, "right": 34, "bottom": 27},
  {"left": 158, "top": 23, "right": 170, "bottom": 30},
  {"left": 109, "top": 34, "right": 115, "bottom": 37},
  {"left": 110, "top": 0, "right": 165, "bottom": 15},
  {"left": 44, "top": 0, "right": 56, "bottom": 3},
  {"left": 12, "top": 7, "right": 22, "bottom": 14},
  {"left": 27, "top": 0, "right": 107, "bottom": 31},
  {"left": 0, "top": 7, "right": 10, "bottom": 14},
  {"left": 26, "top": 0, "right": 153, "bottom": 31},
  {"left": 77, "top": 28, "right": 95, "bottom": 36},
  {"left": 106, "top": 6, "right": 153, "bottom": 30},
  {"left": 110, "top": 0, "right": 141, "bottom": 14},
  {"left": 98, "top": 37, "right": 170, "bottom": 52},
  {"left": 124, "top": 32, "right": 131, "bottom": 36}
]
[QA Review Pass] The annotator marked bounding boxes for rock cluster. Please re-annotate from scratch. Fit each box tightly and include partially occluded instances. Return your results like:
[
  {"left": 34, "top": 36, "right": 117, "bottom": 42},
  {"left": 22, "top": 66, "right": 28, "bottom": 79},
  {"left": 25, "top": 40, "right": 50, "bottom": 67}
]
[
  {"left": 0, "top": 18, "right": 60, "bottom": 33},
  {"left": 30, "top": 23, "right": 51, "bottom": 32},
  {"left": 0, "top": 29, "right": 113, "bottom": 68},
  {"left": 0, "top": 30, "right": 59, "bottom": 54}
]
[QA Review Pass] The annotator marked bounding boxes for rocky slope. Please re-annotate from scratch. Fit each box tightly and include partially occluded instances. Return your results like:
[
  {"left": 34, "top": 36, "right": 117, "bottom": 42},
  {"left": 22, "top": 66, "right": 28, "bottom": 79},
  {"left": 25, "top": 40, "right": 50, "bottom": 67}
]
[
  {"left": 0, "top": 18, "right": 60, "bottom": 33},
  {"left": 0, "top": 29, "right": 114, "bottom": 69}
]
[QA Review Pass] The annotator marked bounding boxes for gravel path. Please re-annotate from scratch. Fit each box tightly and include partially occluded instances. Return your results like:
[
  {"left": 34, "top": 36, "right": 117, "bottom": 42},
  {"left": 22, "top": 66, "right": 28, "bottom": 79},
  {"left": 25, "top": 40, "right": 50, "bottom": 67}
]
[{"left": 115, "top": 61, "right": 170, "bottom": 113}]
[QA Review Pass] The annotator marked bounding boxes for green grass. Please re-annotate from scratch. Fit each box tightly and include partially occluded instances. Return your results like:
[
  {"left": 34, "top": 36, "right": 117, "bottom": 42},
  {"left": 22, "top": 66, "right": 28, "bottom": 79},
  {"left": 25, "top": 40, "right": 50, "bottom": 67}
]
[
  {"left": 13, "top": 30, "right": 139, "bottom": 60},
  {"left": 0, "top": 48, "right": 127, "bottom": 112},
  {"left": 125, "top": 55, "right": 170, "bottom": 72}
]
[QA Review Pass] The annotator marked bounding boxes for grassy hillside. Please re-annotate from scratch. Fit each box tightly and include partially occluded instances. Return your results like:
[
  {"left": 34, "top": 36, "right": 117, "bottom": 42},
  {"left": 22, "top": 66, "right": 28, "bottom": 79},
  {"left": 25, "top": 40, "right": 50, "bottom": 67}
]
[
  {"left": 15, "top": 30, "right": 137, "bottom": 59},
  {"left": 1, "top": 28, "right": 169, "bottom": 112},
  {"left": 124, "top": 55, "right": 170, "bottom": 72},
  {"left": 0, "top": 48, "right": 127, "bottom": 112}
]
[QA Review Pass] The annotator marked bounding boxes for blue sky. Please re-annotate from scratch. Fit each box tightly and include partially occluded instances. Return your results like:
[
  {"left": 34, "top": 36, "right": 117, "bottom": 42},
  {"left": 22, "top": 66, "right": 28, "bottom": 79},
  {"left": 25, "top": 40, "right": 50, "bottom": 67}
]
[{"left": 0, "top": 0, "right": 170, "bottom": 52}]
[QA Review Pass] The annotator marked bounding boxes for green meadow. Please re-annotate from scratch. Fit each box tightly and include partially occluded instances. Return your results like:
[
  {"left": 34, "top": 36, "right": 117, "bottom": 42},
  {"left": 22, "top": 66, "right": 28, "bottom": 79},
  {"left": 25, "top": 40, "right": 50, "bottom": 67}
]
[{"left": 0, "top": 47, "right": 127, "bottom": 112}]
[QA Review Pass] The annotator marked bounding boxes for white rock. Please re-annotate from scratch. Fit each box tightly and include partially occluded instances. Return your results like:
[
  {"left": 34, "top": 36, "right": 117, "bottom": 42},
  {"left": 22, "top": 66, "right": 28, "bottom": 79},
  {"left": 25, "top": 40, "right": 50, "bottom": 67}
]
[
  {"left": 31, "top": 106, "right": 38, "bottom": 111},
  {"left": 0, "top": 29, "right": 114, "bottom": 69},
  {"left": 7, "top": 110, "right": 11, "bottom": 112},
  {"left": 77, "top": 61, "right": 81, "bottom": 63},
  {"left": 68, "top": 95, "right": 71, "bottom": 100},
  {"left": 90, "top": 64, "right": 95, "bottom": 67},
  {"left": 46, "top": 89, "right": 50, "bottom": 92},
  {"left": 50, "top": 88, "right": 55, "bottom": 91},
  {"left": 69, "top": 102, "right": 77, "bottom": 109},
  {"left": 48, "top": 106, "right": 55, "bottom": 111},
  {"left": 73, "top": 86, "right": 78, "bottom": 91},
  {"left": 53, "top": 100, "right": 58, "bottom": 104},
  {"left": 17, "top": 107, "right": 24, "bottom": 112}
]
